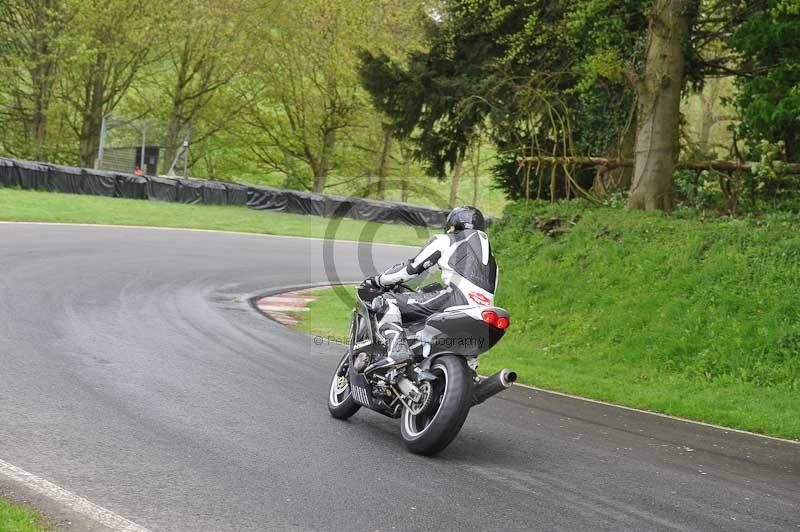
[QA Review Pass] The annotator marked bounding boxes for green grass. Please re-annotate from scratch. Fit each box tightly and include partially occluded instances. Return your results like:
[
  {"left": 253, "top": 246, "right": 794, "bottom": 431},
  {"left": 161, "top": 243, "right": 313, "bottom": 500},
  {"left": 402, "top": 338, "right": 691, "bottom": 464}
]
[
  {"left": 289, "top": 204, "right": 800, "bottom": 440},
  {"left": 0, "top": 188, "right": 434, "bottom": 245},
  {"left": 0, "top": 498, "right": 48, "bottom": 532},
  {"left": 294, "top": 286, "right": 359, "bottom": 342}
]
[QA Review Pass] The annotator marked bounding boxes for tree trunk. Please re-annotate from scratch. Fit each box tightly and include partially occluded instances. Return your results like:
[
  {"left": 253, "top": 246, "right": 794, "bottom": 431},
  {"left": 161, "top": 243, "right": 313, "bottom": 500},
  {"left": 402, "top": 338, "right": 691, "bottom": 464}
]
[
  {"left": 615, "top": 122, "right": 636, "bottom": 191},
  {"left": 365, "top": 175, "right": 374, "bottom": 198},
  {"left": 164, "top": 36, "right": 193, "bottom": 174},
  {"left": 698, "top": 110, "right": 712, "bottom": 152},
  {"left": 470, "top": 134, "right": 482, "bottom": 206},
  {"left": 400, "top": 143, "right": 411, "bottom": 202},
  {"left": 472, "top": 172, "right": 479, "bottom": 206},
  {"left": 698, "top": 78, "right": 724, "bottom": 152},
  {"left": 30, "top": 27, "right": 55, "bottom": 157},
  {"left": 313, "top": 127, "right": 336, "bottom": 193},
  {"left": 78, "top": 53, "right": 107, "bottom": 167},
  {"left": 164, "top": 89, "right": 186, "bottom": 174},
  {"left": 449, "top": 153, "right": 463, "bottom": 209},
  {"left": 401, "top": 162, "right": 409, "bottom": 202},
  {"left": 377, "top": 124, "right": 392, "bottom": 200},
  {"left": 698, "top": 91, "right": 714, "bottom": 152},
  {"left": 312, "top": 169, "right": 327, "bottom": 193},
  {"left": 163, "top": 122, "right": 182, "bottom": 175},
  {"left": 787, "top": 142, "right": 797, "bottom": 163},
  {"left": 627, "top": 0, "right": 688, "bottom": 211},
  {"left": 18, "top": 0, "right": 60, "bottom": 159}
]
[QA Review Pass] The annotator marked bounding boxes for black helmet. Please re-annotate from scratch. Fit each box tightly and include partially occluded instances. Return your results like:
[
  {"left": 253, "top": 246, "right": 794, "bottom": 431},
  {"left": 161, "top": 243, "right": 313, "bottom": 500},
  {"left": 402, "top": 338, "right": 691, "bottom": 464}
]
[{"left": 445, "top": 206, "right": 486, "bottom": 232}]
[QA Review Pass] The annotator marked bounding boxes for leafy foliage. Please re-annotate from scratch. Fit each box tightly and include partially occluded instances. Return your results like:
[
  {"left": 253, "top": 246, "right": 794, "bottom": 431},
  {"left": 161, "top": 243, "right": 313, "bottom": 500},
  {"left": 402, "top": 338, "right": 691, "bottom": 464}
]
[
  {"left": 730, "top": 0, "right": 800, "bottom": 162},
  {"left": 0, "top": 0, "right": 798, "bottom": 212},
  {"left": 359, "top": 11, "right": 495, "bottom": 177},
  {"left": 360, "top": 0, "right": 647, "bottom": 199},
  {"left": 0, "top": 0, "right": 433, "bottom": 194}
]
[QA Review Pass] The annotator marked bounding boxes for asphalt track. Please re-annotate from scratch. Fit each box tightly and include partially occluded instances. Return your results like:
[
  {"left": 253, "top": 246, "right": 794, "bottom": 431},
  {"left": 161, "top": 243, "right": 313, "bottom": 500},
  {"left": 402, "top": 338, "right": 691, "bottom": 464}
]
[{"left": 0, "top": 223, "right": 798, "bottom": 532}]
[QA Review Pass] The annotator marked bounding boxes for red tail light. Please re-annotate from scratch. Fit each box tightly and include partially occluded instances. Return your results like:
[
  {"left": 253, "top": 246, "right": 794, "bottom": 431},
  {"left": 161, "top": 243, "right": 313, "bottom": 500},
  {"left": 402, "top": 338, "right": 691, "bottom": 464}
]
[
  {"left": 481, "top": 310, "right": 498, "bottom": 325},
  {"left": 481, "top": 310, "right": 511, "bottom": 331},
  {"left": 482, "top": 310, "right": 510, "bottom": 330}
]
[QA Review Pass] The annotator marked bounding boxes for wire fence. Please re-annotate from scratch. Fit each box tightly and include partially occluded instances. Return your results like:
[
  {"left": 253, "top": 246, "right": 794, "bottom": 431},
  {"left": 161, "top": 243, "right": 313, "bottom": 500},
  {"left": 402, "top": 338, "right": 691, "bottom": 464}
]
[{"left": 96, "top": 115, "right": 192, "bottom": 178}]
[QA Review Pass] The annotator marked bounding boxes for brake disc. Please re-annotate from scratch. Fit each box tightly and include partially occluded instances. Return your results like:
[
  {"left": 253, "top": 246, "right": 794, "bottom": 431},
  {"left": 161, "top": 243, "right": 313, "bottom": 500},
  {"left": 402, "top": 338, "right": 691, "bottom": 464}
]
[
  {"left": 334, "top": 376, "right": 349, "bottom": 395},
  {"left": 408, "top": 381, "right": 434, "bottom": 415}
]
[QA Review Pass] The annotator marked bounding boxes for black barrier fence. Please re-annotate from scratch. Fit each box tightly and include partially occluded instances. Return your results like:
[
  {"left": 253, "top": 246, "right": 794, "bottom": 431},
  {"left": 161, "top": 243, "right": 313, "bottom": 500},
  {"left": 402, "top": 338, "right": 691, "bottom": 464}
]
[{"left": 0, "top": 157, "right": 483, "bottom": 229}]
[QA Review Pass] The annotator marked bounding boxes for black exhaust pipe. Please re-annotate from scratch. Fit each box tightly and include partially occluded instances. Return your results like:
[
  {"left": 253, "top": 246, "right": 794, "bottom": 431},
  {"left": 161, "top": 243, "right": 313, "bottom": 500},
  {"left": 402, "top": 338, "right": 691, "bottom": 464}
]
[{"left": 471, "top": 369, "right": 517, "bottom": 406}]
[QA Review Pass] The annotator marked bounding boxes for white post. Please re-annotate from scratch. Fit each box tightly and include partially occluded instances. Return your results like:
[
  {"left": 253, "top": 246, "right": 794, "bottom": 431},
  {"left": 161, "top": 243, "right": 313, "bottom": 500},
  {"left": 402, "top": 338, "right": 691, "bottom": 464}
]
[
  {"left": 96, "top": 114, "right": 109, "bottom": 169},
  {"left": 182, "top": 127, "right": 191, "bottom": 178},
  {"left": 182, "top": 140, "right": 189, "bottom": 179},
  {"left": 140, "top": 121, "right": 147, "bottom": 173}
]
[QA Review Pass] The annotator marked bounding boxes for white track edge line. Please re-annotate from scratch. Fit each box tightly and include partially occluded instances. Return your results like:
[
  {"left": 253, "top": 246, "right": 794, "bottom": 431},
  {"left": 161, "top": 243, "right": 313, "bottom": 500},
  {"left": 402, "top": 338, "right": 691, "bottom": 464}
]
[
  {"left": 0, "top": 221, "right": 420, "bottom": 249},
  {"left": 511, "top": 382, "right": 799, "bottom": 445},
  {"left": 0, "top": 458, "right": 153, "bottom": 532}
]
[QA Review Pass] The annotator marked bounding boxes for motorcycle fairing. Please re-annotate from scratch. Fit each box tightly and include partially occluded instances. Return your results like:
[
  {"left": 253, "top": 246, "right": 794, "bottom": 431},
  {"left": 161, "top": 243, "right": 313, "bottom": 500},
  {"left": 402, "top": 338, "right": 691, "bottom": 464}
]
[
  {"left": 350, "top": 303, "right": 373, "bottom": 352},
  {"left": 346, "top": 367, "right": 374, "bottom": 407},
  {"left": 415, "top": 307, "right": 507, "bottom": 358},
  {"left": 345, "top": 364, "right": 401, "bottom": 418}
]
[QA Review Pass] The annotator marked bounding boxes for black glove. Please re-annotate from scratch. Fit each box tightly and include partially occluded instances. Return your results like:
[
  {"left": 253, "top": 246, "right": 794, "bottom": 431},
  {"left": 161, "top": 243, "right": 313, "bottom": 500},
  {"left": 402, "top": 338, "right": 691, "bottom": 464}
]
[{"left": 362, "top": 275, "right": 384, "bottom": 290}]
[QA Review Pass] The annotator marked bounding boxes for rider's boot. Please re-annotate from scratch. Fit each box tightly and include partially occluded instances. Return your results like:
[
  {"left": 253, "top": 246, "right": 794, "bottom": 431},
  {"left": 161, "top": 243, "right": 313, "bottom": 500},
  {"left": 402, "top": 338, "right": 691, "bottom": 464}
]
[{"left": 365, "top": 323, "right": 413, "bottom": 373}]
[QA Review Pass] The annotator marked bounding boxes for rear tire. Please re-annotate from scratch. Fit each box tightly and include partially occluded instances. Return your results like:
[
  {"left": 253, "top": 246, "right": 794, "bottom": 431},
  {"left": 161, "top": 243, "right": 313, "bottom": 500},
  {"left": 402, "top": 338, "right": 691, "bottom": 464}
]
[
  {"left": 328, "top": 352, "right": 361, "bottom": 419},
  {"left": 400, "top": 355, "right": 472, "bottom": 455}
]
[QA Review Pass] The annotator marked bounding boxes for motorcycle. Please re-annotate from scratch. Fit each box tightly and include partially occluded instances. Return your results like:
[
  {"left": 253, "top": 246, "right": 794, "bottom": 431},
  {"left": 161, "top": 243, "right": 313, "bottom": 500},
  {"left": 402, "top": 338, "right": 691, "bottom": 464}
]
[{"left": 327, "top": 281, "right": 516, "bottom": 455}]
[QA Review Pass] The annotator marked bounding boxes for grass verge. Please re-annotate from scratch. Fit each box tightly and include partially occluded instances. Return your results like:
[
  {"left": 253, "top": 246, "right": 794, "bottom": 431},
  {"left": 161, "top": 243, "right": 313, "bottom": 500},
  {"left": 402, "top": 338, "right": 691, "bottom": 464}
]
[
  {"left": 0, "top": 498, "right": 48, "bottom": 532},
  {"left": 287, "top": 204, "right": 800, "bottom": 440},
  {"left": 0, "top": 188, "right": 434, "bottom": 246},
  {"left": 293, "top": 286, "right": 358, "bottom": 342}
]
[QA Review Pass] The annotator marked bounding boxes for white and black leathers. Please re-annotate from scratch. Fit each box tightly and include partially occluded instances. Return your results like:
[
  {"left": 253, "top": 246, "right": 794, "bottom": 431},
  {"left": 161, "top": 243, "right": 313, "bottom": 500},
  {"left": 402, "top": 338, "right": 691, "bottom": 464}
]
[
  {"left": 378, "top": 229, "right": 498, "bottom": 308},
  {"left": 363, "top": 228, "right": 499, "bottom": 372}
]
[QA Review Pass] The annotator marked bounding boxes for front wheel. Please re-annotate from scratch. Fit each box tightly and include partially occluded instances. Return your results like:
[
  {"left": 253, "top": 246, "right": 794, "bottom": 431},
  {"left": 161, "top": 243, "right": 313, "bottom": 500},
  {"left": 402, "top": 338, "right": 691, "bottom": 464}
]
[
  {"left": 328, "top": 352, "right": 360, "bottom": 419},
  {"left": 400, "top": 355, "right": 472, "bottom": 455}
]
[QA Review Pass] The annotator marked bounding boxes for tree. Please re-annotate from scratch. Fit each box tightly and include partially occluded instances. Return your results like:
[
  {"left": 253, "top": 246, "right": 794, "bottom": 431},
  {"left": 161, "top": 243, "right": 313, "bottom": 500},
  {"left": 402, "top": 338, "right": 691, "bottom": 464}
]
[
  {"left": 622, "top": 0, "right": 783, "bottom": 209},
  {"left": 0, "top": 0, "right": 431, "bottom": 186},
  {"left": 60, "top": 0, "right": 155, "bottom": 167},
  {"left": 247, "top": 0, "right": 357, "bottom": 192},
  {"left": 359, "top": 0, "right": 648, "bottom": 203},
  {"left": 375, "top": 123, "right": 393, "bottom": 199},
  {"left": 0, "top": 0, "right": 72, "bottom": 160},
  {"left": 467, "top": 132, "right": 484, "bottom": 206},
  {"left": 245, "top": 0, "right": 420, "bottom": 193},
  {"left": 696, "top": 78, "right": 734, "bottom": 153},
  {"left": 358, "top": 14, "right": 491, "bottom": 206},
  {"left": 137, "top": 0, "right": 272, "bottom": 174},
  {"left": 626, "top": 0, "right": 690, "bottom": 210}
]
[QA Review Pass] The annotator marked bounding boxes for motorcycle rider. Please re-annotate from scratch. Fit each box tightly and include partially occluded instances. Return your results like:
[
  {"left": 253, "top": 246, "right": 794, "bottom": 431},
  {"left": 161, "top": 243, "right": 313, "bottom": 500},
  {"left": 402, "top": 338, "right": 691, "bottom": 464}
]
[{"left": 362, "top": 206, "right": 498, "bottom": 372}]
